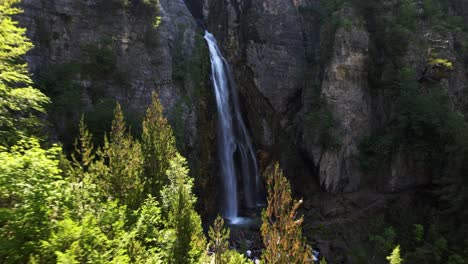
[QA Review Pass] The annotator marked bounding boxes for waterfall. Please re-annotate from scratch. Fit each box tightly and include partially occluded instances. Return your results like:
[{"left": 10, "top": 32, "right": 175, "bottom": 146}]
[{"left": 204, "top": 31, "right": 261, "bottom": 223}]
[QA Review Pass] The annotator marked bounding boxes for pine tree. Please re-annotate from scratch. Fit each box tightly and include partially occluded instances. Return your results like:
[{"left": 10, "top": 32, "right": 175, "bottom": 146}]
[
  {"left": 71, "top": 116, "right": 95, "bottom": 178},
  {"left": 142, "top": 92, "right": 177, "bottom": 199},
  {"left": 98, "top": 103, "right": 144, "bottom": 208},
  {"left": 0, "top": 0, "right": 49, "bottom": 146},
  {"left": 387, "top": 245, "right": 403, "bottom": 264},
  {"left": 208, "top": 216, "right": 230, "bottom": 264},
  {"left": 161, "top": 153, "right": 205, "bottom": 264},
  {"left": 261, "top": 163, "right": 312, "bottom": 264}
]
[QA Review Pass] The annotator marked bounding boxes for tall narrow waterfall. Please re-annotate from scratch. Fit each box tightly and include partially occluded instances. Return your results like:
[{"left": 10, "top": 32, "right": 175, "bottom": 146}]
[{"left": 204, "top": 31, "right": 261, "bottom": 223}]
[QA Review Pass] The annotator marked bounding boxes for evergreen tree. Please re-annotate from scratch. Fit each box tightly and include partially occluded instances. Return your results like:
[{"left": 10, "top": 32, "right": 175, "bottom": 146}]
[
  {"left": 387, "top": 246, "right": 403, "bottom": 264},
  {"left": 0, "top": 0, "right": 49, "bottom": 146},
  {"left": 142, "top": 92, "right": 177, "bottom": 199},
  {"left": 98, "top": 103, "right": 144, "bottom": 208},
  {"left": 261, "top": 163, "right": 312, "bottom": 264},
  {"left": 71, "top": 116, "right": 96, "bottom": 180},
  {"left": 161, "top": 153, "right": 206, "bottom": 263},
  {"left": 68, "top": 117, "right": 103, "bottom": 217},
  {"left": 208, "top": 216, "right": 230, "bottom": 264}
]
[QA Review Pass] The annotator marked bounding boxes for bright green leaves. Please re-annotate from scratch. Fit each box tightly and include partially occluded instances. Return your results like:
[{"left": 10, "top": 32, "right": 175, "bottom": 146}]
[
  {"left": 0, "top": 0, "right": 32, "bottom": 85},
  {"left": 161, "top": 153, "right": 206, "bottom": 264},
  {"left": 0, "top": 0, "right": 49, "bottom": 145},
  {"left": 99, "top": 104, "right": 144, "bottom": 209},
  {"left": 0, "top": 139, "right": 65, "bottom": 263},
  {"left": 142, "top": 93, "right": 177, "bottom": 200},
  {"left": 387, "top": 246, "right": 403, "bottom": 264}
]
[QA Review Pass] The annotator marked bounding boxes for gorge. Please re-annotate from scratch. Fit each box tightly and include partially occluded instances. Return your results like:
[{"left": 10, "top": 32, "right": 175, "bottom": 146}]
[{"left": 11, "top": 0, "right": 468, "bottom": 262}]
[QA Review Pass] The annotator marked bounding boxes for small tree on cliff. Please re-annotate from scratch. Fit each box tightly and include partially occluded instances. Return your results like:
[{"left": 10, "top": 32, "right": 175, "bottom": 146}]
[
  {"left": 142, "top": 92, "right": 177, "bottom": 199},
  {"left": 261, "top": 163, "right": 312, "bottom": 264},
  {"left": 208, "top": 215, "right": 230, "bottom": 264}
]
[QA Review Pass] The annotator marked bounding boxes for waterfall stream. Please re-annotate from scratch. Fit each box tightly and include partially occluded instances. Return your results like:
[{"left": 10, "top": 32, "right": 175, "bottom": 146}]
[{"left": 204, "top": 31, "right": 261, "bottom": 224}]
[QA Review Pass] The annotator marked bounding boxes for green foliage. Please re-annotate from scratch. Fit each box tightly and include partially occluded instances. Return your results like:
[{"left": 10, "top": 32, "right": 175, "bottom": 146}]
[
  {"left": 413, "top": 224, "right": 424, "bottom": 244},
  {"left": 395, "top": 69, "right": 467, "bottom": 157},
  {"left": 161, "top": 153, "right": 206, "bottom": 263},
  {"left": 0, "top": 0, "right": 49, "bottom": 145},
  {"left": 370, "top": 226, "right": 397, "bottom": 259},
  {"left": 208, "top": 216, "right": 230, "bottom": 264},
  {"left": 422, "top": 0, "right": 443, "bottom": 21},
  {"left": 261, "top": 163, "right": 312, "bottom": 264},
  {"left": 397, "top": 0, "right": 418, "bottom": 30},
  {"left": 98, "top": 103, "right": 145, "bottom": 209},
  {"left": 142, "top": 93, "right": 177, "bottom": 199},
  {"left": 143, "top": 0, "right": 161, "bottom": 27},
  {"left": 41, "top": 201, "right": 131, "bottom": 264},
  {"left": 0, "top": 9, "right": 209, "bottom": 259},
  {"left": 359, "top": 68, "right": 468, "bottom": 172},
  {"left": 172, "top": 26, "right": 189, "bottom": 82},
  {"left": 0, "top": 139, "right": 65, "bottom": 263},
  {"left": 84, "top": 99, "right": 117, "bottom": 145},
  {"left": 224, "top": 250, "right": 250, "bottom": 264},
  {"left": 359, "top": 134, "right": 393, "bottom": 171},
  {"left": 387, "top": 246, "right": 403, "bottom": 264},
  {"left": 319, "top": 0, "right": 346, "bottom": 18},
  {"left": 81, "top": 39, "right": 118, "bottom": 78}
]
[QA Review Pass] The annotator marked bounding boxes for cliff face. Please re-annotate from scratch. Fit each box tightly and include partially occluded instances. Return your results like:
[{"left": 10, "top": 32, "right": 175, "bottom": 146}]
[
  {"left": 200, "top": 0, "right": 468, "bottom": 262},
  {"left": 18, "top": 0, "right": 468, "bottom": 262},
  {"left": 201, "top": 0, "right": 468, "bottom": 192}
]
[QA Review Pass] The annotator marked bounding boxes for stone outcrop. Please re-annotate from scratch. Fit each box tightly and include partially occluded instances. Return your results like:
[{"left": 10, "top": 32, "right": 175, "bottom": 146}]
[
  {"left": 316, "top": 7, "right": 371, "bottom": 193},
  {"left": 21, "top": 0, "right": 196, "bottom": 119}
]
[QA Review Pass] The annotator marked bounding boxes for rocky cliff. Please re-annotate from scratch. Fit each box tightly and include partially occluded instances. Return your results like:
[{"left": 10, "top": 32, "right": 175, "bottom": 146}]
[
  {"left": 200, "top": 0, "right": 468, "bottom": 262},
  {"left": 18, "top": 0, "right": 468, "bottom": 262}
]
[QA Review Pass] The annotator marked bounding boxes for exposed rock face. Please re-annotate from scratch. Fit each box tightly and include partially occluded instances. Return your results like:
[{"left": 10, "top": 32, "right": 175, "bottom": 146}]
[
  {"left": 203, "top": 1, "right": 370, "bottom": 193},
  {"left": 21, "top": 0, "right": 197, "bottom": 117},
  {"left": 317, "top": 8, "right": 371, "bottom": 193},
  {"left": 244, "top": 0, "right": 306, "bottom": 114}
]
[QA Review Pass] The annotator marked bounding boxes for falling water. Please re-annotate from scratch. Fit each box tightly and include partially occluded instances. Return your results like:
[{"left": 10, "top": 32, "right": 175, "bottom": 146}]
[{"left": 204, "top": 31, "right": 261, "bottom": 223}]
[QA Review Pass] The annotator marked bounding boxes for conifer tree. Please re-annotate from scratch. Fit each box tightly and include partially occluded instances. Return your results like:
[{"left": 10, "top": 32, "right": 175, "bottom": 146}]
[
  {"left": 0, "top": 0, "right": 49, "bottom": 146},
  {"left": 387, "top": 246, "right": 403, "bottom": 264},
  {"left": 161, "top": 153, "right": 205, "bottom": 264},
  {"left": 98, "top": 103, "right": 144, "bottom": 208},
  {"left": 208, "top": 216, "right": 230, "bottom": 264},
  {"left": 71, "top": 116, "right": 95, "bottom": 178},
  {"left": 142, "top": 92, "right": 177, "bottom": 199},
  {"left": 261, "top": 163, "right": 312, "bottom": 264}
]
